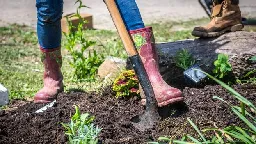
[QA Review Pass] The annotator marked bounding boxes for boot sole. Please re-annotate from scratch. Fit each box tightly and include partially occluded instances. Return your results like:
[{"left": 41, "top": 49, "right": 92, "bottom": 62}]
[
  {"left": 34, "top": 98, "right": 55, "bottom": 104},
  {"left": 34, "top": 86, "right": 64, "bottom": 104},
  {"left": 141, "top": 97, "right": 184, "bottom": 107},
  {"left": 158, "top": 97, "right": 184, "bottom": 107},
  {"left": 192, "top": 24, "right": 244, "bottom": 38}
]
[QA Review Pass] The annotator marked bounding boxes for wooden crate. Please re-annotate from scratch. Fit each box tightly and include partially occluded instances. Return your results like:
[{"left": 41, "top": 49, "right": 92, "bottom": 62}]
[{"left": 61, "top": 13, "right": 93, "bottom": 33}]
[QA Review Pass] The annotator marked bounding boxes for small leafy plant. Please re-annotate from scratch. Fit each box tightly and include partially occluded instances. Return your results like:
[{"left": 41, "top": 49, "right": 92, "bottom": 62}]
[
  {"left": 174, "top": 49, "right": 195, "bottom": 70},
  {"left": 61, "top": 105, "right": 101, "bottom": 144},
  {"left": 63, "top": 0, "right": 104, "bottom": 81},
  {"left": 213, "top": 54, "right": 232, "bottom": 79},
  {"left": 112, "top": 70, "right": 139, "bottom": 98},
  {"left": 249, "top": 56, "right": 256, "bottom": 62}
]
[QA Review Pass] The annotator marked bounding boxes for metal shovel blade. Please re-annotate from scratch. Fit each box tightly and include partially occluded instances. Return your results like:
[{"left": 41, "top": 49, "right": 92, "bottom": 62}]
[
  {"left": 129, "top": 55, "right": 160, "bottom": 131},
  {"left": 131, "top": 108, "right": 159, "bottom": 132}
]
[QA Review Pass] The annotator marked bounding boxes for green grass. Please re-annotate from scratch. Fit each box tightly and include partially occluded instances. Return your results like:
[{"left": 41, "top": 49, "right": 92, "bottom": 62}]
[
  {"left": 0, "top": 25, "right": 41, "bottom": 99},
  {"left": 1, "top": 18, "right": 256, "bottom": 100}
]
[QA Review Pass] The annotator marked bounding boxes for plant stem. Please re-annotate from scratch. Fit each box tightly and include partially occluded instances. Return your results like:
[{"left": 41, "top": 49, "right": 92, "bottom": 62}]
[{"left": 240, "top": 102, "right": 246, "bottom": 116}]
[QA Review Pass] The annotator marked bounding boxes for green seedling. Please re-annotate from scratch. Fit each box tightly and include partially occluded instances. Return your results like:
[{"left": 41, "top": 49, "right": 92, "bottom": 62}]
[
  {"left": 63, "top": 0, "right": 104, "bottom": 82},
  {"left": 174, "top": 49, "right": 195, "bottom": 70},
  {"left": 61, "top": 105, "right": 101, "bottom": 144},
  {"left": 213, "top": 54, "right": 232, "bottom": 79},
  {"left": 249, "top": 56, "right": 256, "bottom": 62}
]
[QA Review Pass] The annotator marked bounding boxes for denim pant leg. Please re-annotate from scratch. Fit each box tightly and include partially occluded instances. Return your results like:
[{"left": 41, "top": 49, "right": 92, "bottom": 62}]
[
  {"left": 116, "top": 0, "right": 145, "bottom": 31},
  {"left": 36, "top": 0, "right": 63, "bottom": 49}
]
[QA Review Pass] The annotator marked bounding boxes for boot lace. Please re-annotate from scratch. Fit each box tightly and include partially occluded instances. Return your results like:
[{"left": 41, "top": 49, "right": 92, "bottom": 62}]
[{"left": 223, "top": 0, "right": 231, "bottom": 10}]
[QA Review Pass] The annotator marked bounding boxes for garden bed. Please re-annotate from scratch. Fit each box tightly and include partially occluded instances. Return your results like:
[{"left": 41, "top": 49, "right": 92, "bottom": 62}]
[{"left": 0, "top": 84, "right": 255, "bottom": 144}]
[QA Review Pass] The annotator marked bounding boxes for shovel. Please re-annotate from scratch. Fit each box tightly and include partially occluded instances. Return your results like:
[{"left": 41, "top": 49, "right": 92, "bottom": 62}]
[{"left": 104, "top": 0, "right": 160, "bottom": 131}]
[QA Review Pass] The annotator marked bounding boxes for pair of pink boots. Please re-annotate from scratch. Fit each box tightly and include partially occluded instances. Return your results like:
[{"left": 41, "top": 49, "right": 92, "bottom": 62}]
[{"left": 34, "top": 27, "right": 183, "bottom": 107}]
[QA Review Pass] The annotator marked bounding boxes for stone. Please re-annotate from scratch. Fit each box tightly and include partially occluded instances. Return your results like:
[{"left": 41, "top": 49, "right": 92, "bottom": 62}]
[
  {"left": 97, "top": 56, "right": 126, "bottom": 80},
  {"left": 0, "top": 83, "right": 9, "bottom": 106}
]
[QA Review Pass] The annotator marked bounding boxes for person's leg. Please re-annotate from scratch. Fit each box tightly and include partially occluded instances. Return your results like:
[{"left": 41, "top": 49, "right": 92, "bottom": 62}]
[
  {"left": 115, "top": 0, "right": 144, "bottom": 30},
  {"left": 115, "top": 0, "right": 183, "bottom": 107},
  {"left": 192, "top": 0, "right": 242, "bottom": 38},
  {"left": 34, "top": 0, "right": 64, "bottom": 103}
]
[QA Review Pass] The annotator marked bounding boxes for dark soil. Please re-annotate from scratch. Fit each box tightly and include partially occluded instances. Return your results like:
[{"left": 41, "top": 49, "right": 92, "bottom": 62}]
[{"left": 0, "top": 84, "right": 255, "bottom": 144}]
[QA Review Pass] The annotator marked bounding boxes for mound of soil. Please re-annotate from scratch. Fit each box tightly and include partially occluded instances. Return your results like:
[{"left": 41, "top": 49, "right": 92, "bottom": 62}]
[{"left": 0, "top": 84, "right": 255, "bottom": 144}]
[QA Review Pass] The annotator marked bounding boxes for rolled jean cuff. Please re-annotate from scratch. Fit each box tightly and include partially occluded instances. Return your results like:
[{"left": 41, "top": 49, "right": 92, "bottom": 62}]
[
  {"left": 116, "top": 0, "right": 145, "bottom": 31},
  {"left": 36, "top": 0, "right": 63, "bottom": 49}
]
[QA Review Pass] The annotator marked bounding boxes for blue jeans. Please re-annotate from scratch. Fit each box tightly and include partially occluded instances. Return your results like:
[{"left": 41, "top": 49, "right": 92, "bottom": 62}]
[
  {"left": 36, "top": 0, "right": 143, "bottom": 49},
  {"left": 116, "top": 0, "right": 145, "bottom": 31},
  {"left": 36, "top": 0, "right": 63, "bottom": 49}
]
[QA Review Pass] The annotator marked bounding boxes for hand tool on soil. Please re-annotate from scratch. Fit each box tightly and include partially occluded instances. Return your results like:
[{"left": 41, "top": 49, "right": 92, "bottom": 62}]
[
  {"left": 35, "top": 100, "right": 56, "bottom": 113},
  {"left": 104, "top": 0, "right": 160, "bottom": 131}
]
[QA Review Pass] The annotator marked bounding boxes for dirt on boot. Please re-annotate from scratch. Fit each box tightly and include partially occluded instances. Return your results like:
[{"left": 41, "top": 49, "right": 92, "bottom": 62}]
[{"left": 34, "top": 48, "right": 64, "bottom": 103}]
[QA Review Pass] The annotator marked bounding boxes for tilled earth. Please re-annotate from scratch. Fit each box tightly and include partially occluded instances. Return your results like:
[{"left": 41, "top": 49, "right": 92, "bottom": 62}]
[{"left": 0, "top": 84, "right": 255, "bottom": 144}]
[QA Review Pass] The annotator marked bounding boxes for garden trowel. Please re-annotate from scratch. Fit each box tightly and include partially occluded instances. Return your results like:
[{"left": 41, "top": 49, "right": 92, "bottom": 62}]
[
  {"left": 35, "top": 100, "right": 56, "bottom": 113},
  {"left": 104, "top": 0, "right": 160, "bottom": 131}
]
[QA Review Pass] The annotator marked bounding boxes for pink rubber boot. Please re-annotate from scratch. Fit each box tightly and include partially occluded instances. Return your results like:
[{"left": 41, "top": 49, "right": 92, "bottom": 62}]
[
  {"left": 34, "top": 47, "right": 64, "bottom": 103},
  {"left": 130, "top": 27, "right": 183, "bottom": 107}
]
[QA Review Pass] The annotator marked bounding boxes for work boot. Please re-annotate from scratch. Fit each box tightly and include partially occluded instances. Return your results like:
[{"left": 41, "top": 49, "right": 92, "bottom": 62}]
[
  {"left": 34, "top": 47, "right": 64, "bottom": 103},
  {"left": 130, "top": 27, "right": 183, "bottom": 107},
  {"left": 192, "top": 0, "right": 243, "bottom": 38}
]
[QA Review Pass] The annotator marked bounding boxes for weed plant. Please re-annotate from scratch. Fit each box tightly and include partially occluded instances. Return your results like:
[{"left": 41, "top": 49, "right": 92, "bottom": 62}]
[
  {"left": 63, "top": 0, "right": 104, "bottom": 82},
  {"left": 213, "top": 54, "right": 232, "bottom": 79},
  {"left": 174, "top": 49, "right": 195, "bottom": 70},
  {"left": 61, "top": 105, "right": 101, "bottom": 144}
]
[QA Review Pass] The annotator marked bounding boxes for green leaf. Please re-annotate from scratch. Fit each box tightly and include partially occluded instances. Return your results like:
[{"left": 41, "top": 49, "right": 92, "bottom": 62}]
[
  {"left": 212, "top": 96, "right": 229, "bottom": 105},
  {"left": 224, "top": 130, "right": 252, "bottom": 143},
  {"left": 233, "top": 106, "right": 256, "bottom": 121},
  {"left": 234, "top": 126, "right": 255, "bottom": 142},
  {"left": 172, "top": 140, "right": 196, "bottom": 144},
  {"left": 157, "top": 137, "right": 171, "bottom": 141},
  {"left": 72, "top": 105, "right": 81, "bottom": 121},
  {"left": 187, "top": 118, "right": 207, "bottom": 143},
  {"left": 80, "top": 113, "right": 90, "bottom": 122},
  {"left": 249, "top": 56, "right": 256, "bottom": 61},
  {"left": 232, "top": 107, "right": 256, "bottom": 132},
  {"left": 186, "top": 135, "right": 201, "bottom": 143},
  {"left": 214, "top": 60, "right": 220, "bottom": 66}
]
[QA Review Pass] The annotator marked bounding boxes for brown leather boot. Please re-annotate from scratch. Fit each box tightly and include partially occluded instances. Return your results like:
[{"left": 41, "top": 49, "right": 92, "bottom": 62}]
[
  {"left": 34, "top": 47, "right": 64, "bottom": 103},
  {"left": 192, "top": 0, "right": 243, "bottom": 38},
  {"left": 130, "top": 27, "right": 183, "bottom": 107}
]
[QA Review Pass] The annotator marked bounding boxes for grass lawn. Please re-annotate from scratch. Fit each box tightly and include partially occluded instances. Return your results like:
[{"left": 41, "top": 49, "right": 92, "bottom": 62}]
[{"left": 0, "top": 18, "right": 255, "bottom": 100}]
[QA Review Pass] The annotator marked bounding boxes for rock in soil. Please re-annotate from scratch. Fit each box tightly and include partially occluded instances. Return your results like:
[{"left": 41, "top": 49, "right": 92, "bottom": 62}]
[
  {"left": 0, "top": 84, "right": 255, "bottom": 144},
  {"left": 97, "top": 56, "right": 126, "bottom": 80},
  {"left": 0, "top": 83, "right": 9, "bottom": 106}
]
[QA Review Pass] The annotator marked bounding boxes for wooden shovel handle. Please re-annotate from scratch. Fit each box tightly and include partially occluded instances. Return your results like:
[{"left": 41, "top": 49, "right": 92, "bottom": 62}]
[{"left": 104, "top": 0, "right": 138, "bottom": 56}]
